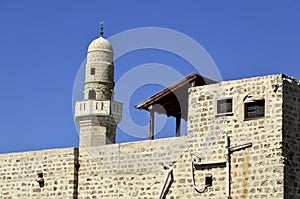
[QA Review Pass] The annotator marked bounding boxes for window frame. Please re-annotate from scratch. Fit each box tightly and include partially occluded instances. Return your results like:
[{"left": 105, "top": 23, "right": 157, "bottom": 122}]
[
  {"left": 216, "top": 97, "right": 233, "bottom": 116},
  {"left": 244, "top": 99, "right": 265, "bottom": 120},
  {"left": 88, "top": 90, "right": 96, "bottom": 100},
  {"left": 90, "top": 68, "right": 95, "bottom": 75}
]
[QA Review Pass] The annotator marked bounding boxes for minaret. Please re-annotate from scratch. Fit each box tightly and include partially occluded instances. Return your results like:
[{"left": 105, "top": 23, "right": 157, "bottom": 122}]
[{"left": 75, "top": 24, "right": 122, "bottom": 148}]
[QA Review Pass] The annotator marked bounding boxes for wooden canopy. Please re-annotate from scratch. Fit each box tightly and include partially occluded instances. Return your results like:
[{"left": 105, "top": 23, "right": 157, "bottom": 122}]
[
  {"left": 135, "top": 72, "right": 217, "bottom": 140},
  {"left": 135, "top": 73, "right": 217, "bottom": 120}
]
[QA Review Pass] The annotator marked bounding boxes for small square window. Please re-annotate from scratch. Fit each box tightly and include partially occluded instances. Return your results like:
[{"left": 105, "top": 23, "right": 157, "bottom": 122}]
[
  {"left": 217, "top": 98, "right": 233, "bottom": 115},
  {"left": 205, "top": 175, "right": 212, "bottom": 186},
  {"left": 90, "top": 68, "right": 95, "bottom": 75},
  {"left": 245, "top": 100, "right": 265, "bottom": 119}
]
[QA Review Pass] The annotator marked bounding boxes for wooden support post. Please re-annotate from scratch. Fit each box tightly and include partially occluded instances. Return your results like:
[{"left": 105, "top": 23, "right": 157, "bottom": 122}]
[
  {"left": 149, "top": 107, "right": 154, "bottom": 140},
  {"left": 191, "top": 80, "right": 196, "bottom": 87},
  {"left": 176, "top": 115, "right": 181, "bottom": 137}
]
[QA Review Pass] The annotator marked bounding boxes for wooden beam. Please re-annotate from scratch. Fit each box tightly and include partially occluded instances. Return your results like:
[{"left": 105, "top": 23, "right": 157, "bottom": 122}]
[
  {"left": 176, "top": 115, "right": 181, "bottom": 137},
  {"left": 149, "top": 108, "right": 154, "bottom": 140}
]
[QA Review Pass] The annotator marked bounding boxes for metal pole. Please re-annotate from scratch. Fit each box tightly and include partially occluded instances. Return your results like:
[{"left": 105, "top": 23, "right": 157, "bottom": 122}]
[
  {"left": 158, "top": 168, "right": 173, "bottom": 199},
  {"left": 225, "top": 133, "right": 230, "bottom": 198}
]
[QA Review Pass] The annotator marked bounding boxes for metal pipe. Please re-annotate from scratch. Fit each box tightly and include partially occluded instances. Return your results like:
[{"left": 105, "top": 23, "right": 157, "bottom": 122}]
[
  {"left": 229, "top": 142, "right": 252, "bottom": 152},
  {"left": 191, "top": 160, "right": 210, "bottom": 194},
  {"left": 192, "top": 160, "right": 226, "bottom": 166},
  {"left": 225, "top": 133, "right": 230, "bottom": 198},
  {"left": 191, "top": 134, "right": 251, "bottom": 198},
  {"left": 158, "top": 167, "right": 173, "bottom": 199}
]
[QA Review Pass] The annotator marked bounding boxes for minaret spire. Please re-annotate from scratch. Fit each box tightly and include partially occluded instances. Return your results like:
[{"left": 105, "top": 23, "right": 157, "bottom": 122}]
[{"left": 100, "top": 21, "right": 104, "bottom": 37}]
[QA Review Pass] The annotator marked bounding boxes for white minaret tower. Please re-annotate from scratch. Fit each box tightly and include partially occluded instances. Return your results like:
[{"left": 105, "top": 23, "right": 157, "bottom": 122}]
[{"left": 75, "top": 24, "right": 122, "bottom": 148}]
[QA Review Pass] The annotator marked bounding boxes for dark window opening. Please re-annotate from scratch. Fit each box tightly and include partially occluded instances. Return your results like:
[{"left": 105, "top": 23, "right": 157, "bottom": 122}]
[
  {"left": 37, "top": 173, "right": 44, "bottom": 188},
  {"left": 37, "top": 173, "right": 43, "bottom": 178},
  {"left": 205, "top": 175, "right": 213, "bottom": 187},
  {"left": 88, "top": 90, "right": 96, "bottom": 99},
  {"left": 217, "top": 98, "right": 233, "bottom": 114},
  {"left": 245, "top": 100, "right": 265, "bottom": 119},
  {"left": 90, "top": 68, "right": 95, "bottom": 75}
]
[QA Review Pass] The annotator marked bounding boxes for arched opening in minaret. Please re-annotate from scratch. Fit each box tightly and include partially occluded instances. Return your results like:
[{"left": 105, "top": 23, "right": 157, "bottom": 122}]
[{"left": 88, "top": 90, "right": 96, "bottom": 99}]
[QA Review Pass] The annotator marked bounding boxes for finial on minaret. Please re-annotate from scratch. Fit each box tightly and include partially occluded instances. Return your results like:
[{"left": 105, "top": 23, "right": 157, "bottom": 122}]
[{"left": 100, "top": 21, "right": 104, "bottom": 37}]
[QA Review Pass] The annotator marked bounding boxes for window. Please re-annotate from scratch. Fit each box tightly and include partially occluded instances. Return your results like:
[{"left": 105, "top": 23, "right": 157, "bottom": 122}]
[
  {"left": 245, "top": 100, "right": 265, "bottom": 119},
  {"left": 90, "top": 68, "right": 95, "bottom": 75},
  {"left": 205, "top": 175, "right": 213, "bottom": 187},
  {"left": 88, "top": 90, "right": 96, "bottom": 99},
  {"left": 217, "top": 98, "right": 233, "bottom": 115}
]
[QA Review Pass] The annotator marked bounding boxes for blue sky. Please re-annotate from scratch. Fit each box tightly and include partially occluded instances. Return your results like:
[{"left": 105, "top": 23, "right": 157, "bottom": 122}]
[{"left": 0, "top": 1, "right": 299, "bottom": 153}]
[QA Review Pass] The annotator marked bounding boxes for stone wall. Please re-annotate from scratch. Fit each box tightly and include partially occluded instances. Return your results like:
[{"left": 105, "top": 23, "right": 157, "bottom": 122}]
[
  {"left": 0, "top": 148, "right": 78, "bottom": 199},
  {"left": 282, "top": 75, "right": 300, "bottom": 198},
  {"left": 78, "top": 137, "right": 190, "bottom": 198},
  {"left": 188, "top": 74, "right": 285, "bottom": 199},
  {"left": 77, "top": 74, "right": 286, "bottom": 198}
]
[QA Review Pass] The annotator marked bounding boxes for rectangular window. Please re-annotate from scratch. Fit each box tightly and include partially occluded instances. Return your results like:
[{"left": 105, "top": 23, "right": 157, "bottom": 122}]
[
  {"left": 245, "top": 100, "right": 265, "bottom": 119},
  {"left": 205, "top": 175, "right": 213, "bottom": 187},
  {"left": 90, "top": 68, "right": 95, "bottom": 75},
  {"left": 217, "top": 98, "right": 233, "bottom": 115}
]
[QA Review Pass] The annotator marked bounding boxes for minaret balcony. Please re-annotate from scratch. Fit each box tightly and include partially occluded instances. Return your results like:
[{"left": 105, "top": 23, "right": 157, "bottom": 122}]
[{"left": 75, "top": 100, "right": 122, "bottom": 123}]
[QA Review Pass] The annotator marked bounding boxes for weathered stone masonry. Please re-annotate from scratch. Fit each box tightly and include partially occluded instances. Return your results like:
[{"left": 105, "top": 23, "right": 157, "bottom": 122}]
[
  {"left": 187, "top": 74, "right": 285, "bottom": 199},
  {"left": 0, "top": 148, "right": 79, "bottom": 199},
  {"left": 282, "top": 77, "right": 300, "bottom": 197}
]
